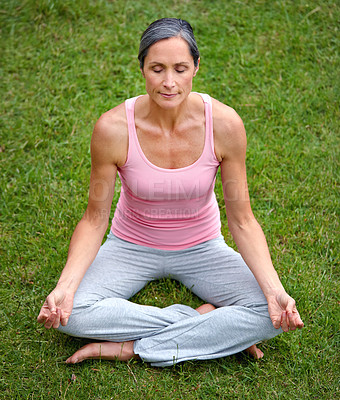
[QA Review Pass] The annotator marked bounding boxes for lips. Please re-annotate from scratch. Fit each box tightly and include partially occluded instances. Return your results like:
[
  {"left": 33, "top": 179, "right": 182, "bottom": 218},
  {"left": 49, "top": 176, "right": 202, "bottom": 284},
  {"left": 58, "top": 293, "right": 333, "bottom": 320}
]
[{"left": 160, "top": 93, "right": 177, "bottom": 99}]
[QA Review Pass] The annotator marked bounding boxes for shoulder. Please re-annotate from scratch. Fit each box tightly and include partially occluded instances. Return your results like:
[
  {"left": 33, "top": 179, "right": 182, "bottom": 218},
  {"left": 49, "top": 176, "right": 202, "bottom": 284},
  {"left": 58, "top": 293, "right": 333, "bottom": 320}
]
[
  {"left": 210, "top": 97, "right": 247, "bottom": 162},
  {"left": 91, "top": 102, "right": 128, "bottom": 167},
  {"left": 93, "top": 102, "right": 127, "bottom": 143}
]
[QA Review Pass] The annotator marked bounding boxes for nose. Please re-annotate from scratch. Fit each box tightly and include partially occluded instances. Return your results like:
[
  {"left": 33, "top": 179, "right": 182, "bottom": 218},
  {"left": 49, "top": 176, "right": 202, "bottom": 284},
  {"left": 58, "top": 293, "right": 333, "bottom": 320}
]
[{"left": 163, "top": 71, "right": 175, "bottom": 89}]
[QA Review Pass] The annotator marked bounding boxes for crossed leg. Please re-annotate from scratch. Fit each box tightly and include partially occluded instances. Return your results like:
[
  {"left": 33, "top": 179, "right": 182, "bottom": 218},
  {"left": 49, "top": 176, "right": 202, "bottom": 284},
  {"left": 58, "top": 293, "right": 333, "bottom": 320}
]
[
  {"left": 65, "top": 303, "right": 263, "bottom": 364},
  {"left": 60, "top": 234, "right": 277, "bottom": 366}
]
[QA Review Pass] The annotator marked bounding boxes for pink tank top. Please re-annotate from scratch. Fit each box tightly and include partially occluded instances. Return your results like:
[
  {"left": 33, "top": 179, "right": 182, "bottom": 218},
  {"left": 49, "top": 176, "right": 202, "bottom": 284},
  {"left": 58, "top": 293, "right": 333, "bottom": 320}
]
[{"left": 111, "top": 92, "right": 221, "bottom": 250}]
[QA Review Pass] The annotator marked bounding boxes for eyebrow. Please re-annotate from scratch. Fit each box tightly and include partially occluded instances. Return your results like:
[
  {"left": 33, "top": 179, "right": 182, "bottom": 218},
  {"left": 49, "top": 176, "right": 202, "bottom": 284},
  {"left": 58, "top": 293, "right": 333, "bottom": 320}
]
[{"left": 148, "top": 62, "right": 191, "bottom": 67}]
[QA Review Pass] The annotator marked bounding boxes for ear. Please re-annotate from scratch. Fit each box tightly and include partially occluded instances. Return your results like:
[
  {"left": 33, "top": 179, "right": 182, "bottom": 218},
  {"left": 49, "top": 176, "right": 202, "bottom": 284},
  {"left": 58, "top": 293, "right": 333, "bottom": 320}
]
[
  {"left": 140, "top": 68, "right": 145, "bottom": 78},
  {"left": 193, "top": 58, "right": 200, "bottom": 77}
]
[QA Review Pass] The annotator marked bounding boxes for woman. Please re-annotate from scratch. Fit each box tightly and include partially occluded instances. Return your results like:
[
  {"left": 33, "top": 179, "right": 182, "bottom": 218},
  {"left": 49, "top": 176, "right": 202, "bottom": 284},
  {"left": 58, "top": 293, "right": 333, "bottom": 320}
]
[{"left": 37, "top": 18, "right": 303, "bottom": 367}]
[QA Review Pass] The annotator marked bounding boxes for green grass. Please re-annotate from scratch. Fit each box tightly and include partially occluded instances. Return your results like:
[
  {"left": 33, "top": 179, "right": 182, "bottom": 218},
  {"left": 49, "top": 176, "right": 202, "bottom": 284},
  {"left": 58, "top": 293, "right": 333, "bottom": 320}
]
[{"left": 1, "top": 0, "right": 339, "bottom": 398}]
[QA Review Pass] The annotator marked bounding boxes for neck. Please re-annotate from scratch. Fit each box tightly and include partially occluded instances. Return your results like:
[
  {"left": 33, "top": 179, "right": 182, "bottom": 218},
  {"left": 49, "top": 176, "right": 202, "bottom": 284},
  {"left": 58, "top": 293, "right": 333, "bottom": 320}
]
[{"left": 144, "top": 94, "right": 192, "bottom": 132}]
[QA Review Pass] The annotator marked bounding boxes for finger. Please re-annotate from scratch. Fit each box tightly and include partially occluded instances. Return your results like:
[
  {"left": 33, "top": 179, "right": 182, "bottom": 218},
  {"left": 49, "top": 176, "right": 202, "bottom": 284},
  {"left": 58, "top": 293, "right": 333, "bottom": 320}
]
[
  {"left": 285, "top": 298, "right": 297, "bottom": 316},
  {"left": 44, "top": 312, "right": 57, "bottom": 329},
  {"left": 288, "top": 311, "right": 304, "bottom": 330},
  {"left": 37, "top": 308, "right": 49, "bottom": 323},
  {"left": 272, "top": 317, "right": 281, "bottom": 329},
  {"left": 281, "top": 311, "right": 289, "bottom": 332},
  {"left": 296, "top": 315, "right": 304, "bottom": 328},
  {"left": 293, "top": 308, "right": 304, "bottom": 328},
  {"left": 52, "top": 309, "right": 61, "bottom": 329},
  {"left": 285, "top": 297, "right": 304, "bottom": 330},
  {"left": 46, "top": 295, "right": 57, "bottom": 314},
  {"left": 287, "top": 313, "right": 297, "bottom": 331},
  {"left": 60, "top": 312, "right": 69, "bottom": 327}
]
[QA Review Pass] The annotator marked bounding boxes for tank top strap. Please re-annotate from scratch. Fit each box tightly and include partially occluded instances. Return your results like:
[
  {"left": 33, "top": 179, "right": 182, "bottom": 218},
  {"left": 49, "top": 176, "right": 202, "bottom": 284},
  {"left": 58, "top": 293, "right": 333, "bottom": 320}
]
[
  {"left": 124, "top": 96, "right": 142, "bottom": 165},
  {"left": 195, "top": 92, "right": 216, "bottom": 162},
  {"left": 125, "top": 95, "right": 140, "bottom": 137}
]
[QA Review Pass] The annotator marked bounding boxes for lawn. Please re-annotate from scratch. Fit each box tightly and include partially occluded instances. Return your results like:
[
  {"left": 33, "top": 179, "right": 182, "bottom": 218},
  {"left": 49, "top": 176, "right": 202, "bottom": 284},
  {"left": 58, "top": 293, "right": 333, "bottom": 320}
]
[{"left": 0, "top": 0, "right": 339, "bottom": 399}]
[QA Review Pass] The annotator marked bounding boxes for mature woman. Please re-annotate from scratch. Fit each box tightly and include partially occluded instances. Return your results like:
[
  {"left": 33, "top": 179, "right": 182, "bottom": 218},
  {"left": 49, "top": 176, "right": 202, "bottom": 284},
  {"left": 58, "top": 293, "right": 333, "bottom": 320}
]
[{"left": 37, "top": 18, "right": 303, "bottom": 367}]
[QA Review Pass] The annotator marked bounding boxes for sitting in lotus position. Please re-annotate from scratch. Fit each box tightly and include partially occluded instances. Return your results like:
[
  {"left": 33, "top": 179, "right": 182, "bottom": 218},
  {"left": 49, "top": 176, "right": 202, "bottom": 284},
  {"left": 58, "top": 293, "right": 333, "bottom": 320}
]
[{"left": 37, "top": 18, "right": 304, "bottom": 367}]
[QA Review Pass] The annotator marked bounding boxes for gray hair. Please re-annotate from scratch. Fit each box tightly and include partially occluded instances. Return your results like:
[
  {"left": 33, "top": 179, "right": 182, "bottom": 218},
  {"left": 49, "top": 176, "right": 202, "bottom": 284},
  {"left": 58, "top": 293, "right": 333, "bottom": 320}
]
[{"left": 138, "top": 18, "right": 200, "bottom": 69}]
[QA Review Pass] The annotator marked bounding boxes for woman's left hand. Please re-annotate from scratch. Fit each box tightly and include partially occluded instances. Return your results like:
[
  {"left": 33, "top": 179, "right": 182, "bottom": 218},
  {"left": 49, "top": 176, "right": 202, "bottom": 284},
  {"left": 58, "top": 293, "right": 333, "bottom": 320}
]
[{"left": 267, "top": 291, "right": 304, "bottom": 332}]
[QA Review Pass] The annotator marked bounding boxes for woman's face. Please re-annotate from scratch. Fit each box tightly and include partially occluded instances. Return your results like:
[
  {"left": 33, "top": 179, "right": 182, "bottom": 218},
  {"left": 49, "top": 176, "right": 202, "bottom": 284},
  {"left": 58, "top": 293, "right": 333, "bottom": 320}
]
[{"left": 141, "top": 36, "right": 199, "bottom": 109}]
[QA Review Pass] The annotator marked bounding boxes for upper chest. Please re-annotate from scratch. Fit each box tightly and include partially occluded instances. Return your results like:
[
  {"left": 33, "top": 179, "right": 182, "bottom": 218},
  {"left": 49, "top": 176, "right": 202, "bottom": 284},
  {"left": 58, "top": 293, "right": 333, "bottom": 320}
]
[{"left": 135, "top": 119, "right": 206, "bottom": 169}]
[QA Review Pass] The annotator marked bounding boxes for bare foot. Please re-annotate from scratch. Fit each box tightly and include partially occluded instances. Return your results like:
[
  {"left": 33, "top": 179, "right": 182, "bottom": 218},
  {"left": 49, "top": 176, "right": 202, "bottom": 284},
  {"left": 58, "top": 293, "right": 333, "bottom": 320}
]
[
  {"left": 196, "top": 304, "right": 264, "bottom": 359},
  {"left": 65, "top": 340, "right": 139, "bottom": 364},
  {"left": 196, "top": 303, "right": 216, "bottom": 314},
  {"left": 245, "top": 344, "right": 264, "bottom": 359}
]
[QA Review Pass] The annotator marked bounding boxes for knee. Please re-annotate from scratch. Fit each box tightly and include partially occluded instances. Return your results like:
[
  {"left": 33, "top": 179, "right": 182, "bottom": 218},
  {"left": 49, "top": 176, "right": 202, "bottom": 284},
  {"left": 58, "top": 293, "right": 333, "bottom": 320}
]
[
  {"left": 57, "top": 297, "right": 126, "bottom": 338},
  {"left": 255, "top": 309, "right": 283, "bottom": 340},
  {"left": 57, "top": 309, "right": 86, "bottom": 337}
]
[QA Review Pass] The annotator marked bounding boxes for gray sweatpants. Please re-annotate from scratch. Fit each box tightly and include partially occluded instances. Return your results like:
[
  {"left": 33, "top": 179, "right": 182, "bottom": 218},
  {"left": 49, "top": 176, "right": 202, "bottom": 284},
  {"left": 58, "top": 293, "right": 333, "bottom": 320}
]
[{"left": 58, "top": 233, "right": 282, "bottom": 367}]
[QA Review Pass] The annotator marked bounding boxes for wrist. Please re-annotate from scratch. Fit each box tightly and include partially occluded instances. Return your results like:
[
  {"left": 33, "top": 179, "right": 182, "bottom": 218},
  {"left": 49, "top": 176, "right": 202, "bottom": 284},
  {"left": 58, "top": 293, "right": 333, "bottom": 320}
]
[
  {"left": 56, "top": 277, "right": 78, "bottom": 294},
  {"left": 263, "top": 285, "right": 286, "bottom": 299}
]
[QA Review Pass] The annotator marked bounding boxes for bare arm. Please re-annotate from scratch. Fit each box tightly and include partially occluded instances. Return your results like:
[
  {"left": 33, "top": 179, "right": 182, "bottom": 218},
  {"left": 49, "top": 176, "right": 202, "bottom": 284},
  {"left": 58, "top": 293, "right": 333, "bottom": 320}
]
[
  {"left": 213, "top": 99, "right": 303, "bottom": 331},
  {"left": 37, "top": 106, "right": 127, "bottom": 329},
  {"left": 56, "top": 117, "right": 119, "bottom": 292}
]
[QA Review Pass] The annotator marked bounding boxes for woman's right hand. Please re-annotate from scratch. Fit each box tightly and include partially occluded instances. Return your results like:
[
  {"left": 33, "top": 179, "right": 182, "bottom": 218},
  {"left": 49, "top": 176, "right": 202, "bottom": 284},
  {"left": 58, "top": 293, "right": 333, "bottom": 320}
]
[{"left": 37, "top": 286, "right": 74, "bottom": 329}]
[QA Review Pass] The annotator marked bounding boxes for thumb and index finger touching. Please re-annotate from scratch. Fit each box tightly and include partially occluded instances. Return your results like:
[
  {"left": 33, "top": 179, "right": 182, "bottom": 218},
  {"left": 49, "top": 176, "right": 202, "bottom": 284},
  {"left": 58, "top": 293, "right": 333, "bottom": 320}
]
[
  {"left": 269, "top": 293, "right": 304, "bottom": 331},
  {"left": 37, "top": 289, "right": 72, "bottom": 328},
  {"left": 36, "top": 295, "right": 57, "bottom": 327},
  {"left": 46, "top": 294, "right": 57, "bottom": 315},
  {"left": 280, "top": 295, "right": 304, "bottom": 330}
]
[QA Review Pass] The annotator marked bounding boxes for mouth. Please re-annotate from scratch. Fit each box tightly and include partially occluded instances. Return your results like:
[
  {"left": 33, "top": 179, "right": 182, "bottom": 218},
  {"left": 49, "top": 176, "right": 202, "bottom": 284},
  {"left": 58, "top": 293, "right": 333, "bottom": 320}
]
[{"left": 159, "top": 93, "right": 177, "bottom": 99}]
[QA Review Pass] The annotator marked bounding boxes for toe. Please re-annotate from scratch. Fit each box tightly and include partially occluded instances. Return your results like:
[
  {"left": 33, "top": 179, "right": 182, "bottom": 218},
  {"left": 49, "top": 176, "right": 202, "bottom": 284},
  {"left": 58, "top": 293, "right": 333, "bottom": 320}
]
[
  {"left": 66, "top": 343, "right": 98, "bottom": 364},
  {"left": 245, "top": 344, "right": 264, "bottom": 359}
]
